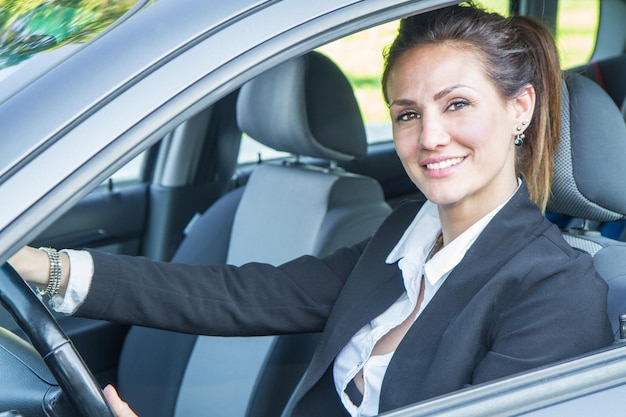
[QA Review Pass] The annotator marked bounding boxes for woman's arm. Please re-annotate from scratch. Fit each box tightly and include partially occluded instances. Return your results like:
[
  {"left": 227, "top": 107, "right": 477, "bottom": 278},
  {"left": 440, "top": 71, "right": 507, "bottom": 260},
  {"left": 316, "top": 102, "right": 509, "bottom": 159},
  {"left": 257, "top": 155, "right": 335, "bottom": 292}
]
[
  {"left": 472, "top": 250, "right": 614, "bottom": 385},
  {"left": 74, "top": 241, "right": 367, "bottom": 336}
]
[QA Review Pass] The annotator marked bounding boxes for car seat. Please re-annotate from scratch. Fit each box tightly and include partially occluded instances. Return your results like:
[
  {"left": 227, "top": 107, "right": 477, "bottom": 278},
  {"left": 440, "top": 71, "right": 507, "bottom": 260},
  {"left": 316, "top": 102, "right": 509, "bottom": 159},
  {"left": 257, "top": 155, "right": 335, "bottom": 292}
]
[
  {"left": 574, "top": 55, "right": 626, "bottom": 115},
  {"left": 555, "top": 55, "right": 626, "bottom": 239},
  {"left": 115, "top": 52, "right": 392, "bottom": 417},
  {"left": 547, "top": 72, "right": 626, "bottom": 339}
]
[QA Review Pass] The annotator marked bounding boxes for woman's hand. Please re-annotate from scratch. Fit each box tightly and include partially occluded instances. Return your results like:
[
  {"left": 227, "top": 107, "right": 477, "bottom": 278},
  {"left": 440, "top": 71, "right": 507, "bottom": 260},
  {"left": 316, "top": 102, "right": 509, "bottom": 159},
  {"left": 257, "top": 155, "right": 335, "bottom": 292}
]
[
  {"left": 11, "top": 251, "right": 126, "bottom": 414},
  {"left": 103, "top": 385, "right": 139, "bottom": 417},
  {"left": 8, "top": 246, "right": 70, "bottom": 294}
]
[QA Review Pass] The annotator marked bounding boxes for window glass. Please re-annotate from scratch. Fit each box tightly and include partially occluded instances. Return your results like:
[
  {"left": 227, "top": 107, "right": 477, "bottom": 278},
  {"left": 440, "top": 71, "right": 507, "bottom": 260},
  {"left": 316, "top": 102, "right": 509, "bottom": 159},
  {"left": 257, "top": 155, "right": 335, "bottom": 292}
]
[
  {"left": 109, "top": 152, "right": 145, "bottom": 184},
  {"left": 480, "top": 0, "right": 599, "bottom": 69},
  {"left": 479, "top": 0, "right": 510, "bottom": 15},
  {"left": 555, "top": 0, "right": 599, "bottom": 69},
  {"left": 0, "top": 0, "right": 139, "bottom": 76},
  {"left": 480, "top": 0, "right": 600, "bottom": 70},
  {"left": 97, "top": 152, "right": 146, "bottom": 189}
]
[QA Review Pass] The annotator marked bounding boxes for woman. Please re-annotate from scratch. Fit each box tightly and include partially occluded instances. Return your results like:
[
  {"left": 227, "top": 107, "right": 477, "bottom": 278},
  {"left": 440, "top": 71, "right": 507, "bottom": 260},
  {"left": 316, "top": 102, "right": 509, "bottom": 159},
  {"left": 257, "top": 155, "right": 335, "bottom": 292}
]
[{"left": 9, "top": 3, "right": 614, "bottom": 417}]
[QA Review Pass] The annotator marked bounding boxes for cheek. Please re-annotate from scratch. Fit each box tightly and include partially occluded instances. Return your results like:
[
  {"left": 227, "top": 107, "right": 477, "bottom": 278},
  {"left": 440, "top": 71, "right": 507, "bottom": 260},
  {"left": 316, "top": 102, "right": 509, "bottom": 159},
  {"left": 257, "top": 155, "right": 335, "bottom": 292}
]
[
  {"left": 454, "top": 114, "right": 501, "bottom": 150},
  {"left": 392, "top": 127, "right": 418, "bottom": 161},
  {"left": 393, "top": 137, "right": 416, "bottom": 165}
]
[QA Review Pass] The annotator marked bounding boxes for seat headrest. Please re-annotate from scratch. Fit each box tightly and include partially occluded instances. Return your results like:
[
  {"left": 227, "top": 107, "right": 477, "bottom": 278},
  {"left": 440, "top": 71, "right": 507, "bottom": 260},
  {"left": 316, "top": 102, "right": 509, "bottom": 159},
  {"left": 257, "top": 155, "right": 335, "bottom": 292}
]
[
  {"left": 572, "top": 55, "right": 626, "bottom": 110},
  {"left": 236, "top": 51, "right": 367, "bottom": 161},
  {"left": 547, "top": 72, "right": 626, "bottom": 221}
]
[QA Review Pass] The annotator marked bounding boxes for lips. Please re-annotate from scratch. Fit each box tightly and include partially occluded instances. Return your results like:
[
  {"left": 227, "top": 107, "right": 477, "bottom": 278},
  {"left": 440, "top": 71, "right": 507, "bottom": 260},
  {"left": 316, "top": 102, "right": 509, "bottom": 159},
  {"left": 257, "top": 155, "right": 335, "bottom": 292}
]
[{"left": 424, "top": 157, "right": 464, "bottom": 170}]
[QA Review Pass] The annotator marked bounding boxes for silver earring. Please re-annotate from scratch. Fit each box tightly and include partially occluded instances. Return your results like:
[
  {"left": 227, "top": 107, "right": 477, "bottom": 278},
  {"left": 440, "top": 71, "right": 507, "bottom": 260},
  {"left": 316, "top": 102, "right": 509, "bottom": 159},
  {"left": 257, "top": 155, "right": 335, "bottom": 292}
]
[
  {"left": 514, "top": 130, "right": 525, "bottom": 146},
  {"left": 514, "top": 121, "right": 528, "bottom": 146}
]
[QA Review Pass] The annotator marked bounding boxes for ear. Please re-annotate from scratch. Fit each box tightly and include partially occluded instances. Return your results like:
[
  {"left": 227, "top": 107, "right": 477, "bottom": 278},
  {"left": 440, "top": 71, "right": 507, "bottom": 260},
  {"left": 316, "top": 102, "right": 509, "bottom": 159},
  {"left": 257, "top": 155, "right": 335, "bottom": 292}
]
[{"left": 510, "top": 83, "right": 536, "bottom": 126}]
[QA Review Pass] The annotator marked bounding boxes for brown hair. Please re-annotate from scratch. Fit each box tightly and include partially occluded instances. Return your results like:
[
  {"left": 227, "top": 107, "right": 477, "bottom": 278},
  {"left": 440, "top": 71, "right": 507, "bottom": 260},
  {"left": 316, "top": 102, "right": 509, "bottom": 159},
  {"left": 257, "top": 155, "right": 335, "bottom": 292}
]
[{"left": 382, "top": 3, "right": 561, "bottom": 211}]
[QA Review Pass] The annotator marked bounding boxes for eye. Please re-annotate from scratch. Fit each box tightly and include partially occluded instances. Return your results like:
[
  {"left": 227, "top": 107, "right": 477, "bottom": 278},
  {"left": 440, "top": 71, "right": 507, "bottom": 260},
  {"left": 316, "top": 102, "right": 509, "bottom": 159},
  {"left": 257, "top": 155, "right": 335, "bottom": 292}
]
[
  {"left": 447, "top": 99, "right": 470, "bottom": 111},
  {"left": 395, "top": 110, "right": 421, "bottom": 122}
]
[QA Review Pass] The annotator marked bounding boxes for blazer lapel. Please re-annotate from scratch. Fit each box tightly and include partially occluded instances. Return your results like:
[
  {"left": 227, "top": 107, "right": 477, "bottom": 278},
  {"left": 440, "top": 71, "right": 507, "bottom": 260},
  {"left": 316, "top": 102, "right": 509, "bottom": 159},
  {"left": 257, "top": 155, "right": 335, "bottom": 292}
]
[{"left": 379, "top": 182, "right": 547, "bottom": 410}]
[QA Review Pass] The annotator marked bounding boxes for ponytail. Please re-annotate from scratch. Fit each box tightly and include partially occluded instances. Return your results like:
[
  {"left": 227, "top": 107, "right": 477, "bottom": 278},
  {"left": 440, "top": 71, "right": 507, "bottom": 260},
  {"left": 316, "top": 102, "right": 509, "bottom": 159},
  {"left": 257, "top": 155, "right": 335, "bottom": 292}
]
[{"left": 510, "top": 16, "right": 561, "bottom": 211}]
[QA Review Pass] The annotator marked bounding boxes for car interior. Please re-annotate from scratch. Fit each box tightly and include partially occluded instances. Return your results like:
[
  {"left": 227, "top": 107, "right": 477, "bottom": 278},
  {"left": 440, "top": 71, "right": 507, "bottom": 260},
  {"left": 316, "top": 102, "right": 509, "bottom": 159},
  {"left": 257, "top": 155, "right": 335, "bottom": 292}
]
[
  {"left": 116, "top": 50, "right": 392, "bottom": 417},
  {"left": 4, "top": 0, "right": 626, "bottom": 416}
]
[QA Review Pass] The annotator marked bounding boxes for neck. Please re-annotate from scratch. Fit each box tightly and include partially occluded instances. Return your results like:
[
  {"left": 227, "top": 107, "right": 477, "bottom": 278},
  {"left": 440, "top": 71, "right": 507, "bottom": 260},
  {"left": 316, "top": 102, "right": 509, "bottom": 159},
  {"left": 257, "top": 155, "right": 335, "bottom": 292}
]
[
  {"left": 427, "top": 233, "right": 444, "bottom": 260},
  {"left": 438, "top": 179, "right": 518, "bottom": 245}
]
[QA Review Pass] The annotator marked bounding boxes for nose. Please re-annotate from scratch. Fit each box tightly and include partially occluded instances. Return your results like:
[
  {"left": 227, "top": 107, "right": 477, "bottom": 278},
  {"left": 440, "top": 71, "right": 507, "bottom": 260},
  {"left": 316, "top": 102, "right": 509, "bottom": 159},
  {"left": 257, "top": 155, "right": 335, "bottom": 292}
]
[{"left": 419, "top": 115, "right": 450, "bottom": 150}]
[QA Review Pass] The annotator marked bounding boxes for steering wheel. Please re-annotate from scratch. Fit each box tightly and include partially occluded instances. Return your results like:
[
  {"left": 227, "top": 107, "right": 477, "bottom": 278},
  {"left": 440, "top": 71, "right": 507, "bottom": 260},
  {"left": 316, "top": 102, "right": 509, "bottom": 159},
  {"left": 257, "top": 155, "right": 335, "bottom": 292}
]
[{"left": 0, "top": 263, "right": 115, "bottom": 417}]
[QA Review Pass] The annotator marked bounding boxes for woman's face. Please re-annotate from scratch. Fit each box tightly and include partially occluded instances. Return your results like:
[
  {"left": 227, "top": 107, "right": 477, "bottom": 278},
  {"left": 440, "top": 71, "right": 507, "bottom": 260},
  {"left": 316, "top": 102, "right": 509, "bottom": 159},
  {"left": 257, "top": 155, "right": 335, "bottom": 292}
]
[{"left": 387, "top": 43, "right": 528, "bottom": 220}]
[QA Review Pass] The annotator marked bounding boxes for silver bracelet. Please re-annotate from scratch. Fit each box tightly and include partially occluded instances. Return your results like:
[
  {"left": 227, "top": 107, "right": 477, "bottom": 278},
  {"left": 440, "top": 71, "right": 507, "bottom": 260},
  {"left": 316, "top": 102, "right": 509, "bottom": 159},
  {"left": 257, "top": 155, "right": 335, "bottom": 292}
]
[{"left": 38, "top": 247, "right": 62, "bottom": 299}]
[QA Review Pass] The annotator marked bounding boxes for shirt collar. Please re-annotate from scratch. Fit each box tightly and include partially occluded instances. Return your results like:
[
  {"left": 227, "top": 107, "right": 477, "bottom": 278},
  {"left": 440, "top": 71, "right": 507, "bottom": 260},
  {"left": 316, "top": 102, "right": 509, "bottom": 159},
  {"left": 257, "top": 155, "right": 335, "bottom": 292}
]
[
  {"left": 386, "top": 179, "right": 521, "bottom": 286},
  {"left": 386, "top": 200, "right": 440, "bottom": 267}
]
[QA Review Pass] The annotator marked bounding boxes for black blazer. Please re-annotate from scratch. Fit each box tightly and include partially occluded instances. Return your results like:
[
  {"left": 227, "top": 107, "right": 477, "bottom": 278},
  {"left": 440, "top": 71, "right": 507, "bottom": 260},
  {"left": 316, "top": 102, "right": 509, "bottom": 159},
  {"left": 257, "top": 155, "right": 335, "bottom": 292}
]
[{"left": 80, "top": 184, "right": 613, "bottom": 416}]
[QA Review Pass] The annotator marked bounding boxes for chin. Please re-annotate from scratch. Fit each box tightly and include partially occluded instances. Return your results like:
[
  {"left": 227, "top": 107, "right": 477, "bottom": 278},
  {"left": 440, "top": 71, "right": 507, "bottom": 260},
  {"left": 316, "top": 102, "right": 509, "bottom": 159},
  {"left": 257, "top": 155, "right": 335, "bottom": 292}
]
[{"left": 422, "top": 190, "right": 464, "bottom": 207}]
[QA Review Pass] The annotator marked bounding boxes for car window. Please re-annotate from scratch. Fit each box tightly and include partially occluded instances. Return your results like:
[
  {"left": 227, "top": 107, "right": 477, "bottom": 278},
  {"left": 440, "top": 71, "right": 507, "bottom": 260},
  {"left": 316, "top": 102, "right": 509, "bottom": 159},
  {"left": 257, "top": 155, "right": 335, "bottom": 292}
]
[
  {"left": 0, "top": 1, "right": 153, "bottom": 191},
  {"left": 481, "top": 0, "right": 509, "bottom": 15},
  {"left": 105, "top": 152, "right": 147, "bottom": 186},
  {"left": 0, "top": 0, "right": 139, "bottom": 69},
  {"left": 479, "top": 0, "right": 600, "bottom": 70},
  {"left": 556, "top": 0, "right": 600, "bottom": 69}
]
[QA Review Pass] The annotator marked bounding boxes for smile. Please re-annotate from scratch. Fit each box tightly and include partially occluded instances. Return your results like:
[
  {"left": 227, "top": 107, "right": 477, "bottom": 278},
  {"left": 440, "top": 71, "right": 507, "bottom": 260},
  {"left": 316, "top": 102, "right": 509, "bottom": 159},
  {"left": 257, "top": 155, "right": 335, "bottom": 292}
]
[{"left": 425, "top": 157, "right": 464, "bottom": 170}]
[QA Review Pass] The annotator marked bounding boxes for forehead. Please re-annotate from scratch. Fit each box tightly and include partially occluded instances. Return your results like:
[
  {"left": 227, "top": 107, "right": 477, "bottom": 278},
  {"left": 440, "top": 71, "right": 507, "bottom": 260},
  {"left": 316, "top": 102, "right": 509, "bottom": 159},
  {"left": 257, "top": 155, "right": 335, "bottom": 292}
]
[{"left": 386, "top": 43, "right": 493, "bottom": 100}]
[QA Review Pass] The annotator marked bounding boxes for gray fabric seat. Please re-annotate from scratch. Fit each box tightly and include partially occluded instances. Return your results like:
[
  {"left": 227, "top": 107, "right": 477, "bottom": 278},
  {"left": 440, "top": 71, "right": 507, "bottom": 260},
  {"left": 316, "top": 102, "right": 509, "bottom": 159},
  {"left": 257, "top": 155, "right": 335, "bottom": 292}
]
[
  {"left": 574, "top": 54, "right": 626, "bottom": 115},
  {"left": 116, "top": 52, "right": 391, "bottom": 417},
  {"left": 547, "top": 72, "right": 626, "bottom": 339},
  {"left": 557, "top": 54, "right": 626, "bottom": 238}
]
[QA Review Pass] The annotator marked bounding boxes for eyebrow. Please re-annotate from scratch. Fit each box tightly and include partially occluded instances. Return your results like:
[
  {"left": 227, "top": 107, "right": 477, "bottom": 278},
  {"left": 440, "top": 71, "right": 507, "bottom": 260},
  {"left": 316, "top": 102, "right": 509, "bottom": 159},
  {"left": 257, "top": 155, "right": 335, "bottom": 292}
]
[
  {"left": 390, "top": 84, "right": 472, "bottom": 107},
  {"left": 389, "top": 98, "right": 415, "bottom": 107},
  {"left": 433, "top": 84, "right": 469, "bottom": 101}
]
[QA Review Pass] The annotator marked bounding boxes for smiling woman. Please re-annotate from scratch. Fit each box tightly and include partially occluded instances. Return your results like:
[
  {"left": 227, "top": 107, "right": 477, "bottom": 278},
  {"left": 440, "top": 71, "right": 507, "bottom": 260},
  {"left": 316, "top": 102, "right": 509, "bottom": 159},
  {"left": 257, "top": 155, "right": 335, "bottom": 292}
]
[
  {"left": 7, "top": 3, "right": 615, "bottom": 417},
  {"left": 3, "top": 0, "right": 626, "bottom": 415}
]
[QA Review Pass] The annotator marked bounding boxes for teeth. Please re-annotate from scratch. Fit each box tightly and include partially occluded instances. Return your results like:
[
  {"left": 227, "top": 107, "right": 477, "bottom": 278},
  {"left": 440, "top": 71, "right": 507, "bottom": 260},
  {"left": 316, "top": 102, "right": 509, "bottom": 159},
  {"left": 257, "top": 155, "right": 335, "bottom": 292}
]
[{"left": 426, "top": 157, "right": 463, "bottom": 170}]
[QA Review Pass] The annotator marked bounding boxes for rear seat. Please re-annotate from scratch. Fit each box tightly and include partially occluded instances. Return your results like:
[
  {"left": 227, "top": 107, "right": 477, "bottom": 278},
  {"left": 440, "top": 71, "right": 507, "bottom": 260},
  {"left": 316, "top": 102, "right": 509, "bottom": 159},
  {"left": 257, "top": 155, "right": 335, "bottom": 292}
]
[
  {"left": 547, "top": 72, "right": 626, "bottom": 338},
  {"left": 550, "top": 56, "right": 626, "bottom": 239},
  {"left": 573, "top": 54, "right": 626, "bottom": 113}
]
